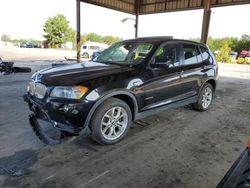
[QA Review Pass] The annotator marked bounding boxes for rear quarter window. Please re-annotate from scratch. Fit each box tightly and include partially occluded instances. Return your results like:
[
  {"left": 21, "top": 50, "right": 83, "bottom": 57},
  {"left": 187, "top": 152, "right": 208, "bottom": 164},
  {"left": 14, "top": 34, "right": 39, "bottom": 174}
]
[{"left": 200, "top": 46, "right": 213, "bottom": 64}]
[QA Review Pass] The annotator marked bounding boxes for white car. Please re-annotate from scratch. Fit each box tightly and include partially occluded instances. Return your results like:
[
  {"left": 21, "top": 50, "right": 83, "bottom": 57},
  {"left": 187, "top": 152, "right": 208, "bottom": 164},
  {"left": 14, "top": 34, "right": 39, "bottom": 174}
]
[{"left": 81, "top": 42, "right": 108, "bottom": 58}]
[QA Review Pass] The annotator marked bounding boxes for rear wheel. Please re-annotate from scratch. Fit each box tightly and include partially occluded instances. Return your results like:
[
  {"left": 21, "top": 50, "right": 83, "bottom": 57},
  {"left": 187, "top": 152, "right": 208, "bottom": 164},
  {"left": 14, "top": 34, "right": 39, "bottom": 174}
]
[
  {"left": 82, "top": 52, "right": 89, "bottom": 59},
  {"left": 90, "top": 98, "right": 132, "bottom": 145},
  {"left": 192, "top": 83, "right": 214, "bottom": 111}
]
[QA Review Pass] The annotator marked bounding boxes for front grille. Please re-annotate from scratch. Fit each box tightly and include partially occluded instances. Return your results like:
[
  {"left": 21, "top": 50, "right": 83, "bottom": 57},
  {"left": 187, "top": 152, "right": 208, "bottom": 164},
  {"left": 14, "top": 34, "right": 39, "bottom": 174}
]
[{"left": 28, "top": 81, "right": 47, "bottom": 99}]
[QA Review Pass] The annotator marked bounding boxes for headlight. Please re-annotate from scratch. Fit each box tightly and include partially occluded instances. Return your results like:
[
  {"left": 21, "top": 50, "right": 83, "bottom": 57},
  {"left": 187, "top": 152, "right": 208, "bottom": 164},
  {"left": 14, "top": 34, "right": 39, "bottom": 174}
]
[{"left": 50, "top": 86, "right": 88, "bottom": 99}]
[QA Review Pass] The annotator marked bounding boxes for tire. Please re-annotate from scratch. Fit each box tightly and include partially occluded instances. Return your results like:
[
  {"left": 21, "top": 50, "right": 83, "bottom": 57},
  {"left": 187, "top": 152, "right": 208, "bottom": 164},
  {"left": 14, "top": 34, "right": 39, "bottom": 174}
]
[
  {"left": 90, "top": 98, "right": 132, "bottom": 145},
  {"left": 192, "top": 83, "right": 214, "bottom": 111},
  {"left": 82, "top": 52, "right": 89, "bottom": 59},
  {"left": 13, "top": 67, "right": 31, "bottom": 73}
]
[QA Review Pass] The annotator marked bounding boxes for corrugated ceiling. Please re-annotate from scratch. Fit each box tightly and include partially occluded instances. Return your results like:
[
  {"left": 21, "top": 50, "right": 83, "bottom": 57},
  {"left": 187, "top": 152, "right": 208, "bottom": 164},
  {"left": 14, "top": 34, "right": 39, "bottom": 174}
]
[
  {"left": 82, "top": 0, "right": 135, "bottom": 14},
  {"left": 81, "top": 0, "right": 250, "bottom": 15}
]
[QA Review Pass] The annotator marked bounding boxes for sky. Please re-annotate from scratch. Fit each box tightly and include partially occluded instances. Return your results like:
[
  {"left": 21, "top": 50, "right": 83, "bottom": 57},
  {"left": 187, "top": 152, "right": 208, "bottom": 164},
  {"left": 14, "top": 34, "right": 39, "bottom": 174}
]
[{"left": 0, "top": 0, "right": 249, "bottom": 41}]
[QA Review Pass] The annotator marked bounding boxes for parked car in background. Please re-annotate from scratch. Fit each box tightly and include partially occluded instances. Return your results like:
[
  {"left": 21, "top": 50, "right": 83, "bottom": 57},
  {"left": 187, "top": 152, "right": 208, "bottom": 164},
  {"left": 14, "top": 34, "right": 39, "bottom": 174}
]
[
  {"left": 20, "top": 42, "right": 38, "bottom": 48},
  {"left": 24, "top": 37, "right": 218, "bottom": 145},
  {"left": 237, "top": 50, "right": 250, "bottom": 64},
  {"left": 228, "top": 52, "right": 238, "bottom": 63},
  {"left": 81, "top": 42, "right": 108, "bottom": 58},
  {"left": 91, "top": 50, "right": 103, "bottom": 61}
]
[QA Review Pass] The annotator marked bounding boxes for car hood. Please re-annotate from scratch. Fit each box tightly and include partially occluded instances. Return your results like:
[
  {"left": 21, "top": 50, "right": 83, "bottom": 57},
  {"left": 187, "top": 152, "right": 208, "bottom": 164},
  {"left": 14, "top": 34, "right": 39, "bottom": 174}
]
[{"left": 35, "top": 61, "right": 134, "bottom": 86}]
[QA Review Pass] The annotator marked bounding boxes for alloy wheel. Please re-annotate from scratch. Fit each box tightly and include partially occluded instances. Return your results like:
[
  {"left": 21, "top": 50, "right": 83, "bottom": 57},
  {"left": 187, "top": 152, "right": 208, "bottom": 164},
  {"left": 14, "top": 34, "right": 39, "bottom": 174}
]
[
  {"left": 201, "top": 87, "right": 213, "bottom": 109},
  {"left": 101, "top": 106, "right": 128, "bottom": 141}
]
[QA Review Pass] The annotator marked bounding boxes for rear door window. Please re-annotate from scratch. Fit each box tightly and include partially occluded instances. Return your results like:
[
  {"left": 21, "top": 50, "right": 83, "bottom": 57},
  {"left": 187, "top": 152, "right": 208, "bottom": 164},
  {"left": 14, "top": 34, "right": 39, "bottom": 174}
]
[{"left": 183, "top": 44, "right": 200, "bottom": 65}]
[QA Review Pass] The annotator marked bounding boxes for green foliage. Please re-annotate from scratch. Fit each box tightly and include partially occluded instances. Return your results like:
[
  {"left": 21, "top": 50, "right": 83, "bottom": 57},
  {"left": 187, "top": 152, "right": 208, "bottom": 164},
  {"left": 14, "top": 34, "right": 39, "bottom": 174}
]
[
  {"left": 207, "top": 35, "right": 250, "bottom": 53},
  {"left": 215, "top": 42, "right": 232, "bottom": 63},
  {"left": 190, "top": 35, "right": 250, "bottom": 58},
  {"left": 81, "top": 33, "right": 121, "bottom": 46},
  {"left": 68, "top": 28, "right": 76, "bottom": 43},
  {"left": 234, "top": 35, "right": 250, "bottom": 54},
  {"left": 205, "top": 35, "right": 250, "bottom": 63},
  {"left": 81, "top": 33, "right": 101, "bottom": 43},
  {"left": 1, "top": 34, "right": 11, "bottom": 42},
  {"left": 207, "top": 37, "right": 222, "bottom": 52},
  {"left": 189, "top": 38, "right": 200, "bottom": 43},
  {"left": 43, "top": 14, "right": 75, "bottom": 48},
  {"left": 101, "top": 35, "right": 121, "bottom": 45},
  {"left": 1, "top": 34, "right": 42, "bottom": 47}
]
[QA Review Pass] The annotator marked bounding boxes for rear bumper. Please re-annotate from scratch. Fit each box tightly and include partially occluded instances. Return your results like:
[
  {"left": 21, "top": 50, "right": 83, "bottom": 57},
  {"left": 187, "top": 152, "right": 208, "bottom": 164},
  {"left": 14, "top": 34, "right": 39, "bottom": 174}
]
[{"left": 23, "top": 93, "right": 94, "bottom": 134}]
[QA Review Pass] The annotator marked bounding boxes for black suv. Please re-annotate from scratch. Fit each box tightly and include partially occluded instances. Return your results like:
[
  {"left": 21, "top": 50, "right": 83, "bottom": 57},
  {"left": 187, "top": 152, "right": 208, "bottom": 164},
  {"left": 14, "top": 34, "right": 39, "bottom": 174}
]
[{"left": 24, "top": 37, "right": 218, "bottom": 145}]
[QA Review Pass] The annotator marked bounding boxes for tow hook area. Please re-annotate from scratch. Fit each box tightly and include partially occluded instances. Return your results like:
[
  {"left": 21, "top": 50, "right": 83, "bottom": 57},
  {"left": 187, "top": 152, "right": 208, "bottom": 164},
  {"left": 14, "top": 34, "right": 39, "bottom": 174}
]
[{"left": 29, "top": 114, "right": 77, "bottom": 145}]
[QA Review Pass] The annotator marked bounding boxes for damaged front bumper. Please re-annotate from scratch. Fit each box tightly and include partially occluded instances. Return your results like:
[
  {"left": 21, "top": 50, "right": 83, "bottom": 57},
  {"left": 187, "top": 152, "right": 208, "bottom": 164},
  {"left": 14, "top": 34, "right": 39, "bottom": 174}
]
[{"left": 23, "top": 94, "right": 92, "bottom": 144}]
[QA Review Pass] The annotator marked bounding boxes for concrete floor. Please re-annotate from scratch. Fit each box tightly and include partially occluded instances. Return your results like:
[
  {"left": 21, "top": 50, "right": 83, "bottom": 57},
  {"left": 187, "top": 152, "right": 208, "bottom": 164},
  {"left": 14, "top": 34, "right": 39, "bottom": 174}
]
[{"left": 0, "top": 63, "right": 250, "bottom": 188}]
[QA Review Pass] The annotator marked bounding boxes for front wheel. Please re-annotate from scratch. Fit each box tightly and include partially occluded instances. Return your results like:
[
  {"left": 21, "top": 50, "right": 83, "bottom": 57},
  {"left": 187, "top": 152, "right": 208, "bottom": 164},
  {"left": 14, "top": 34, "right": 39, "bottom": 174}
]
[
  {"left": 192, "top": 83, "right": 214, "bottom": 111},
  {"left": 90, "top": 98, "right": 132, "bottom": 145}
]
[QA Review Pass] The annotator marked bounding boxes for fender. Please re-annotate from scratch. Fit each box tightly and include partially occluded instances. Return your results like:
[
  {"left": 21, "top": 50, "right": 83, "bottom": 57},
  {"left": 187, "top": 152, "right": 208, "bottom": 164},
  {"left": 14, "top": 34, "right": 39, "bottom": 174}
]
[
  {"left": 201, "top": 78, "right": 217, "bottom": 91},
  {"left": 82, "top": 89, "right": 139, "bottom": 130}
]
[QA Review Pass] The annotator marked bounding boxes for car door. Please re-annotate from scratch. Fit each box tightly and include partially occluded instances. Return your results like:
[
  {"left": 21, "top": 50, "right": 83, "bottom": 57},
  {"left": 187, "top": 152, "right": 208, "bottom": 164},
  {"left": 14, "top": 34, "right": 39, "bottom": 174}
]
[
  {"left": 178, "top": 43, "right": 205, "bottom": 98},
  {"left": 141, "top": 42, "right": 184, "bottom": 111}
]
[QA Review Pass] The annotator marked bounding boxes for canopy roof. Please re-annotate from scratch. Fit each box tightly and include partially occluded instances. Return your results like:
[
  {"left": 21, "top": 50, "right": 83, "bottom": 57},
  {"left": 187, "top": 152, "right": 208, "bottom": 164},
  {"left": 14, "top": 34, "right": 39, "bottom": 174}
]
[{"left": 81, "top": 0, "right": 250, "bottom": 15}]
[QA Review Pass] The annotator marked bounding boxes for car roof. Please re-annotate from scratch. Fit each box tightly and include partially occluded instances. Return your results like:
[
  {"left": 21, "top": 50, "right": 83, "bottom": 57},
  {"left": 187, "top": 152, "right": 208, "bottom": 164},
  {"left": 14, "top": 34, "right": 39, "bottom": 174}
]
[
  {"left": 123, "top": 36, "right": 205, "bottom": 46},
  {"left": 124, "top": 36, "right": 173, "bottom": 43}
]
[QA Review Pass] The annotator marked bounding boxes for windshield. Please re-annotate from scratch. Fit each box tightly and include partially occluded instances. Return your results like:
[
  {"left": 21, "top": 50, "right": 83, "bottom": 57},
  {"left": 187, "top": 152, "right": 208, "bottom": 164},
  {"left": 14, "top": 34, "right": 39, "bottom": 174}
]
[{"left": 94, "top": 41, "right": 154, "bottom": 65}]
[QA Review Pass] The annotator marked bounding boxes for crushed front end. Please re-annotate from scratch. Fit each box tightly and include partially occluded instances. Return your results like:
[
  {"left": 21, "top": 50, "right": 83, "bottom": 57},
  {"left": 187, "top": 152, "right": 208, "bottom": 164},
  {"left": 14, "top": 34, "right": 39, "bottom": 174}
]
[{"left": 23, "top": 73, "right": 93, "bottom": 144}]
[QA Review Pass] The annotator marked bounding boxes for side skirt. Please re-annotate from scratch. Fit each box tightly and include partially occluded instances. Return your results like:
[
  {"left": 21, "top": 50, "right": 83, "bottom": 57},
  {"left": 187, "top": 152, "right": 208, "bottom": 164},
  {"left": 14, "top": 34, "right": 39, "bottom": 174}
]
[{"left": 135, "top": 96, "right": 198, "bottom": 120}]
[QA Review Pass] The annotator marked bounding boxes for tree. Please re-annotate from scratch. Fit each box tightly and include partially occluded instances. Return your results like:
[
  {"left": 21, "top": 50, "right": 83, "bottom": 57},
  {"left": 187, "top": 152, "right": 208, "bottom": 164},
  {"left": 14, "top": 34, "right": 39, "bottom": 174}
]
[
  {"left": 215, "top": 42, "right": 232, "bottom": 63},
  {"left": 234, "top": 35, "right": 250, "bottom": 53},
  {"left": 102, "top": 35, "right": 121, "bottom": 45},
  {"left": 206, "top": 35, "right": 250, "bottom": 54},
  {"left": 67, "top": 28, "right": 76, "bottom": 43},
  {"left": 81, "top": 32, "right": 121, "bottom": 46},
  {"left": 207, "top": 37, "right": 223, "bottom": 52},
  {"left": 1, "top": 34, "right": 11, "bottom": 42},
  {"left": 43, "top": 14, "right": 75, "bottom": 48}
]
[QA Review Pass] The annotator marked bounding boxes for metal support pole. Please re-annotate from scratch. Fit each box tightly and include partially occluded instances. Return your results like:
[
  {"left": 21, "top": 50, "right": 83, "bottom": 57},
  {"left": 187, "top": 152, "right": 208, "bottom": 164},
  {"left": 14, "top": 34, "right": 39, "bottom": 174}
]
[
  {"left": 201, "top": 0, "right": 211, "bottom": 44},
  {"left": 76, "top": 0, "right": 81, "bottom": 63},
  {"left": 135, "top": 0, "right": 139, "bottom": 38},
  {"left": 135, "top": 13, "right": 138, "bottom": 38}
]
